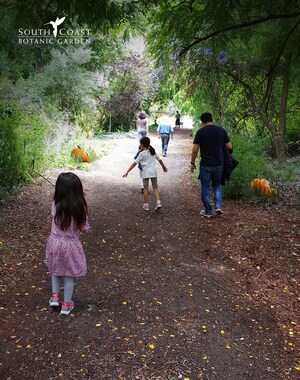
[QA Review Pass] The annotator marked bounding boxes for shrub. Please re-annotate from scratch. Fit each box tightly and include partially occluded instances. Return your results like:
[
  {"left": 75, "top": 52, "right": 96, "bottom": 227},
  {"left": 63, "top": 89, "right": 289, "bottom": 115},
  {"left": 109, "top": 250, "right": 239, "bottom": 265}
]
[
  {"left": 0, "top": 104, "right": 46, "bottom": 191},
  {"left": 149, "top": 123, "right": 158, "bottom": 133},
  {"left": 44, "top": 122, "right": 115, "bottom": 171},
  {"left": 222, "top": 134, "right": 275, "bottom": 200}
]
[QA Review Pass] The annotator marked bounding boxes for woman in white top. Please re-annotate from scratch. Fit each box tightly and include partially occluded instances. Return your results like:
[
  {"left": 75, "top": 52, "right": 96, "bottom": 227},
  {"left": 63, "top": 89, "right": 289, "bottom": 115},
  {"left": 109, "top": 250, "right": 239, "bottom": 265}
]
[
  {"left": 123, "top": 137, "right": 168, "bottom": 211},
  {"left": 136, "top": 111, "right": 149, "bottom": 142}
]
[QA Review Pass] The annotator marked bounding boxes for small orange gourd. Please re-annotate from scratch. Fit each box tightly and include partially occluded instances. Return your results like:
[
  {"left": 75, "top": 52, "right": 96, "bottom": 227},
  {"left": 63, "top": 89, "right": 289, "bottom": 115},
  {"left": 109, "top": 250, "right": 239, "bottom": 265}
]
[{"left": 71, "top": 146, "right": 90, "bottom": 163}]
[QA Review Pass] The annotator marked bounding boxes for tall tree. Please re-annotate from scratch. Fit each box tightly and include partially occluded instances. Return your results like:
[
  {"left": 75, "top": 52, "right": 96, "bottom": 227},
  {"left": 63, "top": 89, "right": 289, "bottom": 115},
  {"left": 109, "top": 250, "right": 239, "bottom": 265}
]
[{"left": 146, "top": 0, "right": 300, "bottom": 161}]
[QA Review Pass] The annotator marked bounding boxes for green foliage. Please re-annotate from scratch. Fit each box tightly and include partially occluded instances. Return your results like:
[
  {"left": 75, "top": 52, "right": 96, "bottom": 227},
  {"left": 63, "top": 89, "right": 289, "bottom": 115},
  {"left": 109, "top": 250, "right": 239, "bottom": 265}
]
[
  {"left": 105, "top": 72, "right": 140, "bottom": 131},
  {"left": 90, "top": 33, "right": 124, "bottom": 70},
  {"left": 76, "top": 109, "right": 101, "bottom": 137},
  {"left": 222, "top": 134, "right": 274, "bottom": 200},
  {"left": 44, "top": 127, "right": 115, "bottom": 171},
  {"left": 29, "top": 48, "right": 95, "bottom": 120},
  {"left": 149, "top": 123, "right": 158, "bottom": 133},
  {"left": 286, "top": 78, "right": 300, "bottom": 143},
  {"left": 1, "top": 0, "right": 298, "bottom": 199},
  {"left": 145, "top": 0, "right": 300, "bottom": 160},
  {"left": 0, "top": 0, "right": 161, "bottom": 197},
  {"left": 221, "top": 138, "right": 300, "bottom": 202},
  {"left": 0, "top": 104, "right": 47, "bottom": 190},
  {"left": 101, "top": 53, "right": 154, "bottom": 131},
  {"left": 283, "top": 157, "right": 300, "bottom": 182}
]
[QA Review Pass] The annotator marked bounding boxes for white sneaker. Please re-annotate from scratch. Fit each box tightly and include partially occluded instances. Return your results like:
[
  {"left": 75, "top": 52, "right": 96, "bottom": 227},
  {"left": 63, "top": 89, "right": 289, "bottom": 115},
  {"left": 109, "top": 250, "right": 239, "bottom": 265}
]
[
  {"left": 155, "top": 201, "right": 161, "bottom": 211},
  {"left": 215, "top": 209, "right": 223, "bottom": 215},
  {"left": 60, "top": 301, "right": 74, "bottom": 315},
  {"left": 143, "top": 203, "right": 150, "bottom": 211},
  {"left": 49, "top": 293, "right": 60, "bottom": 307}
]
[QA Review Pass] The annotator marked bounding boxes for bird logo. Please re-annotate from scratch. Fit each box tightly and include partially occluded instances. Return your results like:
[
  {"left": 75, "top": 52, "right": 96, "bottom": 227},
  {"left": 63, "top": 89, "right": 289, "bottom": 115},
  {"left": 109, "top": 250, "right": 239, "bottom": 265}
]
[{"left": 45, "top": 16, "right": 66, "bottom": 37}]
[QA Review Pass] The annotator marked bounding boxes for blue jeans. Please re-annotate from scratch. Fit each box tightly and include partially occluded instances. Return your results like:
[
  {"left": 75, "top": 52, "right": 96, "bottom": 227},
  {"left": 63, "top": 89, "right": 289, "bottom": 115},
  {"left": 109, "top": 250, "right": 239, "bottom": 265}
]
[
  {"left": 199, "top": 164, "right": 223, "bottom": 214},
  {"left": 160, "top": 133, "right": 170, "bottom": 154},
  {"left": 138, "top": 129, "right": 147, "bottom": 142}
]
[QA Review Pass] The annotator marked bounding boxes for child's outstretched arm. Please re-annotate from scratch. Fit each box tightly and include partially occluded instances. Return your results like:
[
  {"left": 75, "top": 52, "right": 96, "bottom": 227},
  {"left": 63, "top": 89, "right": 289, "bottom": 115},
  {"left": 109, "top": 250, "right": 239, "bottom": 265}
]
[
  {"left": 159, "top": 159, "right": 168, "bottom": 172},
  {"left": 123, "top": 162, "right": 137, "bottom": 177}
]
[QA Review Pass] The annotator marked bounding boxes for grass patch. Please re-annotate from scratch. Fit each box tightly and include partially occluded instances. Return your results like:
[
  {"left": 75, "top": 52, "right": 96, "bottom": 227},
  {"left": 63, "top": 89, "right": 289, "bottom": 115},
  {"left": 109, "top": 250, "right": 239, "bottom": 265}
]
[{"left": 45, "top": 136, "right": 117, "bottom": 171}]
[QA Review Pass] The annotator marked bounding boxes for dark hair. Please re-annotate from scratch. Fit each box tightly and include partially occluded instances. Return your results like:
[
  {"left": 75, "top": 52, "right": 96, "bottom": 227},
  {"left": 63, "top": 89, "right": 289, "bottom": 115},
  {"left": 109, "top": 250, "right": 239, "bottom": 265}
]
[
  {"left": 200, "top": 112, "right": 213, "bottom": 123},
  {"left": 140, "top": 136, "right": 156, "bottom": 155},
  {"left": 54, "top": 172, "right": 88, "bottom": 231},
  {"left": 138, "top": 111, "right": 147, "bottom": 119}
]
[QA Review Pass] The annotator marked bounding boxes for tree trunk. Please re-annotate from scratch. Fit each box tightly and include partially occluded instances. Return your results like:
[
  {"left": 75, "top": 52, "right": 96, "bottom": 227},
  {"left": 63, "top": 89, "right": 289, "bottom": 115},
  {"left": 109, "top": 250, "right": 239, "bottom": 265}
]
[
  {"left": 274, "top": 132, "right": 286, "bottom": 162},
  {"left": 278, "top": 46, "right": 292, "bottom": 145},
  {"left": 226, "top": 70, "right": 287, "bottom": 161},
  {"left": 245, "top": 86, "right": 286, "bottom": 161}
]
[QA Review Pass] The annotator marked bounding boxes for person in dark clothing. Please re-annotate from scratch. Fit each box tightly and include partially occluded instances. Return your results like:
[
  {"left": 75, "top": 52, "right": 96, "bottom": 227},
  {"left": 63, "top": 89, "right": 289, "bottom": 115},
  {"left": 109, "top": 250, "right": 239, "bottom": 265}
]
[
  {"left": 190, "top": 112, "right": 232, "bottom": 217},
  {"left": 175, "top": 111, "right": 181, "bottom": 128}
]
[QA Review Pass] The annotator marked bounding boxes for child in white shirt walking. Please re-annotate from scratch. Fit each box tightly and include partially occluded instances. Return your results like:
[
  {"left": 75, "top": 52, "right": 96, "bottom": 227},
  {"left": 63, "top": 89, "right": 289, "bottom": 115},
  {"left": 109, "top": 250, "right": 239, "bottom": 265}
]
[{"left": 123, "top": 137, "right": 168, "bottom": 211}]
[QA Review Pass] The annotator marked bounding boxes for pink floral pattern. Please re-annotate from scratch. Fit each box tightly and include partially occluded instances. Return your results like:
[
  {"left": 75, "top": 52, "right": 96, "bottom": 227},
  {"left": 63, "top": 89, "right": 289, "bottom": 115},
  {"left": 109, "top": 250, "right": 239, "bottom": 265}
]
[{"left": 46, "top": 202, "right": 89, "bottom": 277}]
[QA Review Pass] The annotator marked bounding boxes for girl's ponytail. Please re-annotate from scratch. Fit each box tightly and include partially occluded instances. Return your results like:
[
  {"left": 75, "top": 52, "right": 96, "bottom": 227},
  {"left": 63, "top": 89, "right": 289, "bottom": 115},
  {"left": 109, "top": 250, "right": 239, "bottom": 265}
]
[{"left": 149, "top": 145, "right": 156, "bottom": 156}]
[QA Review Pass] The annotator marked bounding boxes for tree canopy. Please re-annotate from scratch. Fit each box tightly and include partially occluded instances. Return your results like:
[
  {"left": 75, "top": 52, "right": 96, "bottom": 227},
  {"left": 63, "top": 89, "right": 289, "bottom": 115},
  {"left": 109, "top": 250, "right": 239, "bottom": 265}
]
[{"left": 145, "top": 0, "right": 300, "bottom": 160}]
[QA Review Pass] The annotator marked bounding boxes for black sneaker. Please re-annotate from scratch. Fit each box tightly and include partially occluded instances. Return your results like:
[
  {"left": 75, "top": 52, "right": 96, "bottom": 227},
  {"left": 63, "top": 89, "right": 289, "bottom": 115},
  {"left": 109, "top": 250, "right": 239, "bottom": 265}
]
[{"left": 215, "top": 209, "right": 223, "bottom": 215}]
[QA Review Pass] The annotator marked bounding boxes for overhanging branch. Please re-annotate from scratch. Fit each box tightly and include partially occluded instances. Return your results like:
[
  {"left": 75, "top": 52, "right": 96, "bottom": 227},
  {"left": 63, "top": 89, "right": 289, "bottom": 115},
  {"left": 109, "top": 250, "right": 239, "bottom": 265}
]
[
  {"left": 179, "top": 11, "right": 300, "bottom": 55},
  {"left": 266, "top": 19, "right": 300, "bottom": 78}
]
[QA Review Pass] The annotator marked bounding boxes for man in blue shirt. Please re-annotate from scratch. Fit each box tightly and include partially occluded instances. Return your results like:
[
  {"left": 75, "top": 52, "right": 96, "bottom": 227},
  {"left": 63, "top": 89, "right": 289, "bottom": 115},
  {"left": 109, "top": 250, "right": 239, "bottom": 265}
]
[
  {"left": 191, "top": 112, "right": 232, "bottom": 217},
  {"left": 157, "top": 118, "right": 174, "bottom": 157}
]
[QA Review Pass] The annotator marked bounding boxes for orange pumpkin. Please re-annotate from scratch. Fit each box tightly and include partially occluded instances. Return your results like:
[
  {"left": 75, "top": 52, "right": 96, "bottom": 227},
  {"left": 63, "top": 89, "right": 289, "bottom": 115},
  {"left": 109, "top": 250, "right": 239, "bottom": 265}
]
[
  {"left": 71, "top": 146, "right": 90, "bottom": 163},
  {"left": 250, "top": 178, "right": 276, "bottom": 196}
]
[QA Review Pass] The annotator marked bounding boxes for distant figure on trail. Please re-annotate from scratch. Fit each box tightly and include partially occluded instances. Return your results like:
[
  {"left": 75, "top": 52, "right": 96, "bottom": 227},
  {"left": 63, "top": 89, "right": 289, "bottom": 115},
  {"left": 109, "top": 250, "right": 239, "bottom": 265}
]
[
  {"left": 136, "top": 111, "right": 148, "bottom": 142},
  {"left": 136, "top": 111, "right": 149, "bottom": 190},
  {"left": 123, "top": 136, "right": 168, "bottom": 211},
  {"left": 157, "top": 117, "right": 174, "bottom": 157},
  {"left": 46, "top": 172, "right": 89, "bottom": 315},
  {"left": 175, "top": 110, "right": 181, "bottom": 128},
  {"left": 190, "top": 112, "right": 232, "bottom": 218}
]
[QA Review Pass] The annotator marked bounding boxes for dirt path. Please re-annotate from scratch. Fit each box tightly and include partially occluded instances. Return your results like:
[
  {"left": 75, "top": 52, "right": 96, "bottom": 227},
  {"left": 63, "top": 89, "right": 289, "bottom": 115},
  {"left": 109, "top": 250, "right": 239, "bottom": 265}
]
[{"left": 0, "top": 128, "right": 299, "bottom": 379}]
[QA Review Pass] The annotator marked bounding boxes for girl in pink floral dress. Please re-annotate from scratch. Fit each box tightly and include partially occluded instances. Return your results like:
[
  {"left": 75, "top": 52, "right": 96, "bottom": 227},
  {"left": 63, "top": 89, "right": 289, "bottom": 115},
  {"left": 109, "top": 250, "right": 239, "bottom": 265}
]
[{"left": 46, "top": 172, "right": 89, "bottom": 315}]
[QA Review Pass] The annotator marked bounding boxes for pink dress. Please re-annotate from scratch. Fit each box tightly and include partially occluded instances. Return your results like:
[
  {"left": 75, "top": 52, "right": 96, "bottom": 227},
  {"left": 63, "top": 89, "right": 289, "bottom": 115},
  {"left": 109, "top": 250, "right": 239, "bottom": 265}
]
[{"left": 46, "top": 202, "right": 89, "bottom": 277}]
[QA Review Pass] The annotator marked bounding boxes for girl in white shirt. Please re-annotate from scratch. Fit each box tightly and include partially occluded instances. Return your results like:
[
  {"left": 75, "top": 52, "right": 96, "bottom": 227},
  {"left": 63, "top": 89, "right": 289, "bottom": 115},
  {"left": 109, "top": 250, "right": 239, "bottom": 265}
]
[{"left": 123, "top": 137, "right": 168, "bottom": 211}]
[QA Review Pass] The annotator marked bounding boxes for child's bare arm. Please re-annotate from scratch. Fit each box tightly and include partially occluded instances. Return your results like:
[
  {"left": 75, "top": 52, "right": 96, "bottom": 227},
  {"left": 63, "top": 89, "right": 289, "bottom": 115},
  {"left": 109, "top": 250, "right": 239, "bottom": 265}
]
[
  {"left": 159, "top": 159, "right": 168, "bottom": 172},
  {"left": 123, "top": 162, "right": 137, "bottom": 177}
]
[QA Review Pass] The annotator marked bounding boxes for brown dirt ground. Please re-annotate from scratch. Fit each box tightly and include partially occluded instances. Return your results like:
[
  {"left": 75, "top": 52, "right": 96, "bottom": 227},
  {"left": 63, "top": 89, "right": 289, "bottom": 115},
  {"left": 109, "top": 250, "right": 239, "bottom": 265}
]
[{"left": 0, "top": 128, "right": 299, "bottom": 380}]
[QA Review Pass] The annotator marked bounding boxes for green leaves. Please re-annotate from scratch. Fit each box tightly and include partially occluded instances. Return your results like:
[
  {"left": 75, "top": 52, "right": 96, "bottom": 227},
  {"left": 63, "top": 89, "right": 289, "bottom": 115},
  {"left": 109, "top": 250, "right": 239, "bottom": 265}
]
[
  {"left": 144, "top": 0, "right": 300, "bottom": 160},
  {"left": 0, "top": 104, "right": 47, "bottom": 190}
]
